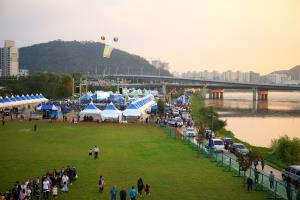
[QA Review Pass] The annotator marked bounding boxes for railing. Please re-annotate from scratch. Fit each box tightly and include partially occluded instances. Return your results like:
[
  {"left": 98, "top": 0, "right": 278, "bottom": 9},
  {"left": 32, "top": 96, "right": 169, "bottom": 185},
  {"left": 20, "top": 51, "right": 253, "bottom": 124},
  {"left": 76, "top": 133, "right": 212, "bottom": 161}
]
[{"left": 163, "top": 126, "right": 300, "bottom": 200}]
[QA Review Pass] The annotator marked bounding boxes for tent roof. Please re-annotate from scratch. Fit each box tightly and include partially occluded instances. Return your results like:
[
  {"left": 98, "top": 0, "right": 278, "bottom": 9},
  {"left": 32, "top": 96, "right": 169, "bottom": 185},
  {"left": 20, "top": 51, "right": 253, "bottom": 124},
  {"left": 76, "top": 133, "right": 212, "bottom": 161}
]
[{"left": 104, "top": 102, "right": 119, "bottom": 111}]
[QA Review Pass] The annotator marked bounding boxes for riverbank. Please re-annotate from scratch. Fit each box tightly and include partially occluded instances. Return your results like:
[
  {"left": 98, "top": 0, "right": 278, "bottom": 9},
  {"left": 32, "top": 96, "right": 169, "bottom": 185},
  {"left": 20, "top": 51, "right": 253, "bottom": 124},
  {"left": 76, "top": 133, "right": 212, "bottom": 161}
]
[{"left": 190, "top": 94, "right": 288, "bottom": 170}]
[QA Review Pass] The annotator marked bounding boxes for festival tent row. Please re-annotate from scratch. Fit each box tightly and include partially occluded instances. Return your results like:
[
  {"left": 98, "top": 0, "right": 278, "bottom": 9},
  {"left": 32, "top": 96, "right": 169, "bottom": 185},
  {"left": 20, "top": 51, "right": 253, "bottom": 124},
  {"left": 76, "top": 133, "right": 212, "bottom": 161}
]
[
  {"left": 0, "top": 94, "right": 48, "bottom": 109},
  {"left": 79, "top": 95, "right": 155, "bottom": 122},
  {"left": 123, "top": 95, "right": 155, "bottom": 117}
]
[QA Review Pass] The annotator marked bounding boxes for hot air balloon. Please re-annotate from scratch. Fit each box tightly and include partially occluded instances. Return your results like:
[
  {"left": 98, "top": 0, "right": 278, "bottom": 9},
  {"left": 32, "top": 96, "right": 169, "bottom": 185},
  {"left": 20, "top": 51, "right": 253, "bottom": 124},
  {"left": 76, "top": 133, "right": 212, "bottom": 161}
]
[
  {"left": 101, "top": 36, "right": 106, "bottom": 41},
  {"left": 113, "top": 37, "right": 118, "bottom": 42}
]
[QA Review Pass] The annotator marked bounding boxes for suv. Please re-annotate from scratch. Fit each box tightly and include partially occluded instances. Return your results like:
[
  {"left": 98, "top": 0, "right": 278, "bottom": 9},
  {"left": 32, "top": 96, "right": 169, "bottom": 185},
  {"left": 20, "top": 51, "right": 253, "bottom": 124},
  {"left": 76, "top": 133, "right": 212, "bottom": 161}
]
[
  {"left": 211, "top": 139, "right": 225, "bottom": 152},
  {"left": 230, "top": 143, "right": 249, "bottom": 156},
  {"left": 282, "top": 165, "right": 300, "bottom": 183}
]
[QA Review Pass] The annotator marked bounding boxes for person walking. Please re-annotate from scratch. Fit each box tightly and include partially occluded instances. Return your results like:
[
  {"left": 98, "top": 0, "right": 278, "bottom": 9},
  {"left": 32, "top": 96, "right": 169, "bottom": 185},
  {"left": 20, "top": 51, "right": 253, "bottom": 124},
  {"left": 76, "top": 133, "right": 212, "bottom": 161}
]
[
  {"left": 129, "top": 186, "right": 137, "bottom": 200},
  {"left": 98, "top": 176, "right": 105, "bottom": 192},
  {"left": 246, "top": 177, "right": 253, "bottom": 192},
  {"left": 261, "top": 158, "right": 265, "bottom": 171},
  {"left": 286, "top": 179, "right": 292, "bottom": 200},
  {"left": 93, "top": 145, "right": 99, "bottom": 159},
  {"left": 254, "top": 168, "right": 260, "bottom": 184},
  {"left": 137, "top": 178, "right": 144, "bottom": 197},
  {"left": 269, "top": 171, "right": 275, "bottom": 189},
  {"left": 120, "top": 187, "right": 127, "bottom": 200},
  {"left": 253, "top": 159, "right": 258, "bottom": 169},
  {"left": 110, "top": 185, "right": 117, "bottom": 200}
]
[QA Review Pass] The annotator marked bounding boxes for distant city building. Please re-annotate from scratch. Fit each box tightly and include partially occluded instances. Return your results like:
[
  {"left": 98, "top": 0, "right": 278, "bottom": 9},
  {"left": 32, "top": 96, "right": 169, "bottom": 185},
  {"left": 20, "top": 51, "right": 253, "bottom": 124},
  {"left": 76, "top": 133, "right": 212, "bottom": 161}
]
[
  {"left": 0, "top": 40, "right": 19, "bottom": 77},
  {"left": 180, "top": 70, "right": 261, "bottom": 83},
  {"left": 151, "top": 59, "right": 169, "bottom": 71},
  {"left": 265, "top": 73, "right": 291, "bottom": 84},
  {"left": 18, "top": 69, "right": 29, "bottom": 77}
]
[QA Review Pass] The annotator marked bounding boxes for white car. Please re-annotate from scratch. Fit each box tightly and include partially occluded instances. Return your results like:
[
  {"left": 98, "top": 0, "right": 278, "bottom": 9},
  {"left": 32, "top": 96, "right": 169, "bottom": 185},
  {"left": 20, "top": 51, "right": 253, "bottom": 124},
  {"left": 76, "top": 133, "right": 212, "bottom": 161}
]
[
  {"left": 185, "top": 128, "right": 196, "bottom": 137},
  {"left": 211, "top": 139, "right": 225, "bottom": 152}
]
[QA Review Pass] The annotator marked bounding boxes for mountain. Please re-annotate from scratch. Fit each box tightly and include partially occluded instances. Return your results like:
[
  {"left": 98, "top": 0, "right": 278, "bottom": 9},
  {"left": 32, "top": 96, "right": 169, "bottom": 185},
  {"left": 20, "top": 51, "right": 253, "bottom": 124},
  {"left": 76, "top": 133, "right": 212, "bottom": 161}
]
[
  {"left": 19, "top": 40, "right": 171, "bottom": 76},
  {"left": 270, "top": 65, "right": 300, "bottom": 80}
]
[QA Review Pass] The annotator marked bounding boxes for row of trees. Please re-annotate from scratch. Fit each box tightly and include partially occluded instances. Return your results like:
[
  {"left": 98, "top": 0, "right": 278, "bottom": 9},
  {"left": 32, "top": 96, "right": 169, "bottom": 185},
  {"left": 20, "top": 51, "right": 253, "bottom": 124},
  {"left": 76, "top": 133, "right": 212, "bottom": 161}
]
[{"left": 0, "top": 72, "right": 73, "bottom": 99}]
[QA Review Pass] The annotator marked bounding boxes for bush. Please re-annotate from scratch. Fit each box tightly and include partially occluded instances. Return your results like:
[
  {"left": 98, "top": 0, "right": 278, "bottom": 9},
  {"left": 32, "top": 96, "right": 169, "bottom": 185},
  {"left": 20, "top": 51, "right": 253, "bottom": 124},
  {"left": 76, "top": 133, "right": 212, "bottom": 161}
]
[{"left": 271, "top": 135, "right": 300, "bottom": 164}]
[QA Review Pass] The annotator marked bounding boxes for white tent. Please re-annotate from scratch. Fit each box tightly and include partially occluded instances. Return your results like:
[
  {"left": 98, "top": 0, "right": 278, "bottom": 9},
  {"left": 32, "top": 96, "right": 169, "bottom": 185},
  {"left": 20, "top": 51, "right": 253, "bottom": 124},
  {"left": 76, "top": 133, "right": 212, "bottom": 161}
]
[
  {"left": 101, "top": 102, "right": 122, "bottom": 122},
  {"left": 79, "top": 102, "right": 102, "bottom": 121},
  {"left": 122, "top": 104, "right": 142, "bottom": 117}
]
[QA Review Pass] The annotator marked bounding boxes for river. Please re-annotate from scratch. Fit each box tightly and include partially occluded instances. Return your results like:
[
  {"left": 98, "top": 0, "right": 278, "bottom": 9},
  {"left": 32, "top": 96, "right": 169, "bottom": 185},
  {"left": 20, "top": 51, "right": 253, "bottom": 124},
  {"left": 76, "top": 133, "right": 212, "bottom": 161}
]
[{"left": 204, "top": 91, "right": 300, "bottom": 147}]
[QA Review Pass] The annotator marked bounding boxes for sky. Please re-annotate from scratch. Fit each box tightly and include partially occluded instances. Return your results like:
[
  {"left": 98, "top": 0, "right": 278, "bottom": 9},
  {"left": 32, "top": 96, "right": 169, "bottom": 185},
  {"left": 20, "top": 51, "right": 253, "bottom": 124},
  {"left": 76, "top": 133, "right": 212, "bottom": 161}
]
[{"left": 0, "top": 0, "right": 299, "bottom": 75}]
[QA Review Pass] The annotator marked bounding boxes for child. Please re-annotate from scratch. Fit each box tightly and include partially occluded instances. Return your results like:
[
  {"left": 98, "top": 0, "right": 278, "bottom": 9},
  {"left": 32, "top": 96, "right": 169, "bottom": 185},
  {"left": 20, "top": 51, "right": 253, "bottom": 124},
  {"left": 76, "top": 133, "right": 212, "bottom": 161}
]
[
  {"left": 145, "top": 184, "right": 150, "bottom": 196},
  {"left": 52, "top": 185, "right": 58, "bottom": 198},
  {"left": 88, "top": 148, "right": 93, "bottom": 157},
  {"left": 61, "top": 182, "right": 68, "bottom": 192}
]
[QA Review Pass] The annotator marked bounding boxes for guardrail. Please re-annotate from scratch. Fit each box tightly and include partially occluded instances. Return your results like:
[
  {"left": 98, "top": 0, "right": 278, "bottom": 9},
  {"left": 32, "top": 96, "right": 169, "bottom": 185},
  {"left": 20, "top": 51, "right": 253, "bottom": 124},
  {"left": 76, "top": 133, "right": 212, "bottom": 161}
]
[{"left": 163, "top": 125, "right": 300, "bottom": 200}]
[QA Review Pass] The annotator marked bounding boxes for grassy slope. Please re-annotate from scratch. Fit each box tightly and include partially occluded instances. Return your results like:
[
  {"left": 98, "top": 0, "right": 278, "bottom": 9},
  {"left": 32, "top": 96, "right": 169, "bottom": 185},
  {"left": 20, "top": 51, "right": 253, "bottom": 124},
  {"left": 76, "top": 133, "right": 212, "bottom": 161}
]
[
  {"left": 190, "top": 95, "right": 287, "bottom": 170},
  {"left": 0, "top": 121, "right": 267, "bottom": 200}
]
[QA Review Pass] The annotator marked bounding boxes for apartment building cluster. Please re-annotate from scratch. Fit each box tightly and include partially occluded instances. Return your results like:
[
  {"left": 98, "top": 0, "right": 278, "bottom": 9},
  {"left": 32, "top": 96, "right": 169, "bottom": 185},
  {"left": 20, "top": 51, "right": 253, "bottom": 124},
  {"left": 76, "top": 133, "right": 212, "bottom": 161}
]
[
  {"left": 179, "top": 70, "right": 261, "bottom": 83},
  {"left": 0, "top": 40, "right": 29, "bottom": 77}
]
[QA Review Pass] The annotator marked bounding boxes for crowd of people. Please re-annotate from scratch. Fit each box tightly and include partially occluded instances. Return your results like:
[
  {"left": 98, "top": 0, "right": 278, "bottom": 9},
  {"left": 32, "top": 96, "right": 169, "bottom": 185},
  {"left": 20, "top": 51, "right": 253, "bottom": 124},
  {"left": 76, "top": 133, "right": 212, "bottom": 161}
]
[
  {"left": 98, "top": 176, "right": 150, "bottom": 200},
  {"left": 0, "top": 166, "right": 77, "bottom": 200}
]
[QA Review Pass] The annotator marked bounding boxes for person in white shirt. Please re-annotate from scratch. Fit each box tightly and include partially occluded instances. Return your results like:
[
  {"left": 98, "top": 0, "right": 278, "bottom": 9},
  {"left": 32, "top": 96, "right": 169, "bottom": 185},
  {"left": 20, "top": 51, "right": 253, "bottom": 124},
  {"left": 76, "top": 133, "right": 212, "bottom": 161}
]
[
  {"left": 42, "top": 178, "right": 50, "bottom": 200},
  {"left": 52, "top": 185, "right": 58, "bottom": 198},
  {"left": 61, "top": 174, "right": 69, "bottom": 187},
  {"left": 93, "top": 145, "right": 100, "bottom": 159}
]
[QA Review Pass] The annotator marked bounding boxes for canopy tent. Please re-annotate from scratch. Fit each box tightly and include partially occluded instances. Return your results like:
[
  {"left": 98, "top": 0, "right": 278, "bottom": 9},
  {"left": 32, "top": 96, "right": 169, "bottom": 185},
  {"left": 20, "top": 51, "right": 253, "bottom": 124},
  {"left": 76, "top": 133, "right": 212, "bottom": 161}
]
[
  {"left": 79, "top": 102, "right": 102, "bottom": 121},
  {"left": 122, "top": 104, "right": 143, "bottom": 117},
  {"left": 36, "top": 104, "right": 59, "bottom": 111},
  {"left": 79, "top": 94, "right": 92, "bottom": 104},
  {"left": 101, "top": 102, "right": 122, "bottom": 121},
  {"left": 0, "top": 93, "right": 48, "bottom": 108}
]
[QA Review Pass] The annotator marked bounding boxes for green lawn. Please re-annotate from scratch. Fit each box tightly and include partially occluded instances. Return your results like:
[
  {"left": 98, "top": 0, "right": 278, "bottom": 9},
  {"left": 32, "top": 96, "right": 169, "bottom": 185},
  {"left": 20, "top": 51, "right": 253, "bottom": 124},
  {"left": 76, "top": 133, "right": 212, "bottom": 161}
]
[{"left": 0, "top": 121, "right": 267, "bottom": 199}]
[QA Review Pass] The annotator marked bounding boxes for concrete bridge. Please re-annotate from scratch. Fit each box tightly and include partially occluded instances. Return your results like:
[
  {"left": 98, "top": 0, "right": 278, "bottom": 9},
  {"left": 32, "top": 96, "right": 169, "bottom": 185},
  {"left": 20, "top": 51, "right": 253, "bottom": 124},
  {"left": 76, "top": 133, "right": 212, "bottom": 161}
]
[{"left": 105, "top": 74, "right": 300, "bottom": 101}]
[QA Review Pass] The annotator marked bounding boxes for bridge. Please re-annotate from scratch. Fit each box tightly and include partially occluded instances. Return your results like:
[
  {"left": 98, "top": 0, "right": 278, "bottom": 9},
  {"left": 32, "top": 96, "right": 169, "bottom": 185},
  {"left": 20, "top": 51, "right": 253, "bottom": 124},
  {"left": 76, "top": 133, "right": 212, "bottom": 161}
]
[{"left": 105, "top": 74, "right": 300, "bottom": 101}]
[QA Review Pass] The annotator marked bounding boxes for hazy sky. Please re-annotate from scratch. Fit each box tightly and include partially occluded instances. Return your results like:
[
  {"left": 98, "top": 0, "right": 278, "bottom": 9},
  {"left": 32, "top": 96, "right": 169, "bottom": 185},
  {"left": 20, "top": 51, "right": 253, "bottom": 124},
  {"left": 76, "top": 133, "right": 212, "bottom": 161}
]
[{"left": 0, "top": 0, "right": 299, "bottom": 74}]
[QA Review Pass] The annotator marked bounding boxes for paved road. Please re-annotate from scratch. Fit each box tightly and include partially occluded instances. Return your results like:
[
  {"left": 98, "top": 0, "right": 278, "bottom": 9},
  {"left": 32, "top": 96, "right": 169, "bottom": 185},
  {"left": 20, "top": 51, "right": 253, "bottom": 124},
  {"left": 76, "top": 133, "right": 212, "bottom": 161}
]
[{"left": 178, "top": 126, "right": 283, "bottom": 180}]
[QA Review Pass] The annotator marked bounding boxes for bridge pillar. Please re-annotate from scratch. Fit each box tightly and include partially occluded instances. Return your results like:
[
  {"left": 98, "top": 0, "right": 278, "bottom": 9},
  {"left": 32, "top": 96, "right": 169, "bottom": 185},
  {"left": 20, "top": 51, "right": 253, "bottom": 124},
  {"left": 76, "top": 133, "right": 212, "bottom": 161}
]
[
  {"left": 252, "top": 88, "right": 257, "bottom": 101},
  {"left": 209, "top": 89, "right": 224, "bottom": 99},
  {"left": 257, "top": 89, "right": 268, "bottom": 101}
]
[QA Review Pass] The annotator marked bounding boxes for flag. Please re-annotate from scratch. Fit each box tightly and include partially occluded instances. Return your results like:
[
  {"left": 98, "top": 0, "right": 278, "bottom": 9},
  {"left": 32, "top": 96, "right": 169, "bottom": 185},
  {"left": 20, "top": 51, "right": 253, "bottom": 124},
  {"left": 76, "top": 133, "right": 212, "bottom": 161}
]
[{"left": 103, "top": 45, "right": 114, "bottom": 58}]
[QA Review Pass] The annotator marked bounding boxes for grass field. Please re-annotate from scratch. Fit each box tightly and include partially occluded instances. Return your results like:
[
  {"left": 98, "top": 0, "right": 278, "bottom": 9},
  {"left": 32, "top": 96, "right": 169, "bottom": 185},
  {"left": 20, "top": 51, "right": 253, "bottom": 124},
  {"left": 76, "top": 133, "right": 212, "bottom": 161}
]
[{"left": 0, "top": 121, "right": 267, "bottom": 199}]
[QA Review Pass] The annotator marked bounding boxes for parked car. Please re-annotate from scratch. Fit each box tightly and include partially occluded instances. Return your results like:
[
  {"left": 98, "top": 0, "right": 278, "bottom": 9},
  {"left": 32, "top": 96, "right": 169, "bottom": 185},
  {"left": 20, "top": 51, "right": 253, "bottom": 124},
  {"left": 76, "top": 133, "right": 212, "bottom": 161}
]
[
  {"left": 282, "top": 165, "right": 300, "bottom": 183},
  {"left": 211, "top": 138, "right": 225, "bottom": 152},
  {"left": 230, "top": 143, "right": 249, "bottom": 156},
  {"left": 223, "top": 137, "right": 234, "bottom": 150},
  {"left": 185, "top": 128, "right": 196, "bottom": 137}
]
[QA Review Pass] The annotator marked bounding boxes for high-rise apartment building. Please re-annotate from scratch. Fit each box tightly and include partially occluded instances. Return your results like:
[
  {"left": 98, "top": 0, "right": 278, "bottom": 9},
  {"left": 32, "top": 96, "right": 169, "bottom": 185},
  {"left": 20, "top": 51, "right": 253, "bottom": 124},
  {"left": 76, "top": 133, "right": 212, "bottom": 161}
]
[{"left": 0, "top": 40, "right": 19, "bottom": 77}]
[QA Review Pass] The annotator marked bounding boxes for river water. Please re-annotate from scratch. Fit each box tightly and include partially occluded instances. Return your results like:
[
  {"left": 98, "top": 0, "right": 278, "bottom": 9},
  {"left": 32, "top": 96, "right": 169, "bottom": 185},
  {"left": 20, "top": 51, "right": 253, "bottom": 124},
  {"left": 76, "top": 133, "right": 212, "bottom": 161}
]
[{"left": 205, "top": 91, "right": 300, "bottom": 147}]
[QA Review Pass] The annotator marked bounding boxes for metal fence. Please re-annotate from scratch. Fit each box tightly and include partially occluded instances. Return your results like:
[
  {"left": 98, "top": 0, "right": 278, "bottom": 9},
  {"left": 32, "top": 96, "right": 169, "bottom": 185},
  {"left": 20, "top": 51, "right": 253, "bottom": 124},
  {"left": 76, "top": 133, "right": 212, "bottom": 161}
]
[{"left": 163, "top": 126, "right": 300, "bottom": 200}]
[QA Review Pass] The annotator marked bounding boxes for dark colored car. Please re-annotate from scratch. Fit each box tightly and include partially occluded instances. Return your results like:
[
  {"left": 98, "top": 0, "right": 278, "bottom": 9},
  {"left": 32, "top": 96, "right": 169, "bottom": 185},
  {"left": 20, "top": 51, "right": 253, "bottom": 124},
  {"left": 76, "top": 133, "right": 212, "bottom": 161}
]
[{"left": 230, "top": 143, "right": 249, "bottom": 156}]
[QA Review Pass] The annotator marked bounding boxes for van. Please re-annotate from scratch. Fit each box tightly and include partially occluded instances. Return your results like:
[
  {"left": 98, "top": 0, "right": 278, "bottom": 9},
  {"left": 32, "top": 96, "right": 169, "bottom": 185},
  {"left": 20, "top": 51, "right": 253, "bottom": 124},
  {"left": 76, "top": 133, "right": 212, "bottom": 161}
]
[{"left": 282, "top": 165, "right": 300, "bottom": 183}]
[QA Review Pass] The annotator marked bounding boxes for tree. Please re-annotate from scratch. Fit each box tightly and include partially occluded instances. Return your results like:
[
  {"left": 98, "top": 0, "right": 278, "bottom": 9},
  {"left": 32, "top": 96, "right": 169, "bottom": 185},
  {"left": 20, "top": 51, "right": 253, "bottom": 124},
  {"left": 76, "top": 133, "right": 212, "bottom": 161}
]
[{"left": 157, "top": 98, "right": 165, "bottom": 116}]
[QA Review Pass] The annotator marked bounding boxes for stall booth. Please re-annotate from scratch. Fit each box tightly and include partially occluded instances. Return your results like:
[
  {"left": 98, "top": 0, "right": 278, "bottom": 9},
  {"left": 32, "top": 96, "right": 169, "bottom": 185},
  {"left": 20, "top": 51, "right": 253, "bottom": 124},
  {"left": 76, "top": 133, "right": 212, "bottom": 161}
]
[
  {"left": 79, "top": 102, "right": 102, "bottom": 122},
  {"left": 101, "top": 102, "right": 122, "bottom": 122}
]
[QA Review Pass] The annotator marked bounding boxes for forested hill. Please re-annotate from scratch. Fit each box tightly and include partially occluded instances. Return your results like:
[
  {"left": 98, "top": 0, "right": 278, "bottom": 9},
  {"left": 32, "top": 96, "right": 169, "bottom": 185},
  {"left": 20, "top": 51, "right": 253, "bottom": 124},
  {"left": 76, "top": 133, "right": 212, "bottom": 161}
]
[{"left": 19, "top": 40, "right": 171, "bottom": 76}]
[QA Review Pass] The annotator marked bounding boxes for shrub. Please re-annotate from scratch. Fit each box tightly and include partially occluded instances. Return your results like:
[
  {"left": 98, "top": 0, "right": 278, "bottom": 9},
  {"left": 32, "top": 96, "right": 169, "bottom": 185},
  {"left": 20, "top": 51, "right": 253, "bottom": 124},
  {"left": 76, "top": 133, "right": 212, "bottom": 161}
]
[{"left": 271, "top": 135, "right": 300, "bottom": 164}]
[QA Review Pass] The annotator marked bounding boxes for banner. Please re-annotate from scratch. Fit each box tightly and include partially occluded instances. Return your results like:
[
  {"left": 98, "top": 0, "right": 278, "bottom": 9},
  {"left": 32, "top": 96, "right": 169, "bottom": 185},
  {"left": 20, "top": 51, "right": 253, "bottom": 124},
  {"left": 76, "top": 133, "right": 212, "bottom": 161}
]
[{"left": 103, "top": 45, "right": 114, "bottom": 58}]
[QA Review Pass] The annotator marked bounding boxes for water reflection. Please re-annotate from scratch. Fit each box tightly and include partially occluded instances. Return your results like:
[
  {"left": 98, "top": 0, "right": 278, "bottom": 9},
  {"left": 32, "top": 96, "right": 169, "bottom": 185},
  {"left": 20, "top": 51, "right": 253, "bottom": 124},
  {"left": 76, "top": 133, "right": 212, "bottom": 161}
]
[{"left": 204, "top": 91, "right": 300, "bottom": 147}]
